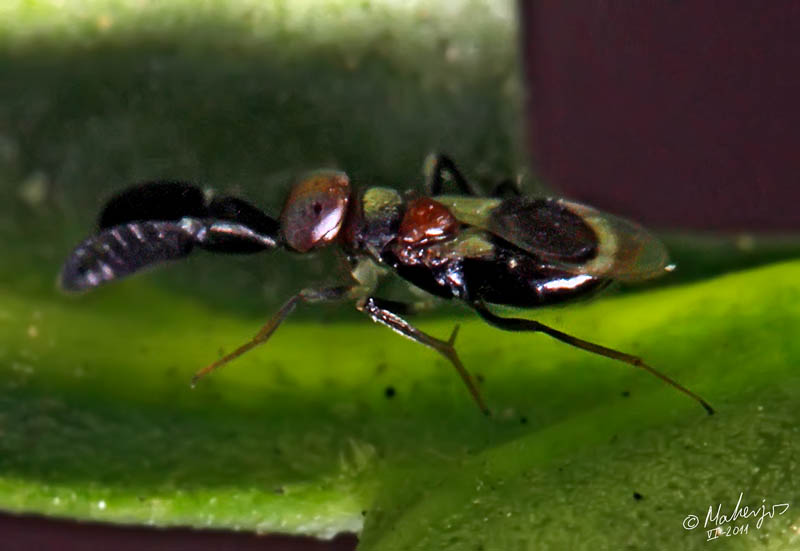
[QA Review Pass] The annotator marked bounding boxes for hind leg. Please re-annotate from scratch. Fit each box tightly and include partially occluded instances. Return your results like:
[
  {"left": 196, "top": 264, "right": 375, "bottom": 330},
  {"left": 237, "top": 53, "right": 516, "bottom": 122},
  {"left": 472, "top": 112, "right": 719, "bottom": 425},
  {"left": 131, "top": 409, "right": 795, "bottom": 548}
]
[{"left": 473, "top": 301, "right": 714, "bottom": 415}]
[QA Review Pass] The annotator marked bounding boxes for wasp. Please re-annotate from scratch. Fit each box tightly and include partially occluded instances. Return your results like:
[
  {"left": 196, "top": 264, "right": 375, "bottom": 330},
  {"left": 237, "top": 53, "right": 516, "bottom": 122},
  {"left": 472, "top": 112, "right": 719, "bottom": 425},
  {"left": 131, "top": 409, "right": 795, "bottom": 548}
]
[{"left": 60, "top": 154, "right": 713, "bottom": 416}]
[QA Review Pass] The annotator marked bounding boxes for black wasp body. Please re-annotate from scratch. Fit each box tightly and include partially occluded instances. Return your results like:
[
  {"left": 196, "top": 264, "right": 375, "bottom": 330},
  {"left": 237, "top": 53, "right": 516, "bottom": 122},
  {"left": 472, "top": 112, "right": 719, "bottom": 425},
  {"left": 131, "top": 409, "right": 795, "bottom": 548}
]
[{"left": 61, "top": 154, "right": 713, "bottom": 416}]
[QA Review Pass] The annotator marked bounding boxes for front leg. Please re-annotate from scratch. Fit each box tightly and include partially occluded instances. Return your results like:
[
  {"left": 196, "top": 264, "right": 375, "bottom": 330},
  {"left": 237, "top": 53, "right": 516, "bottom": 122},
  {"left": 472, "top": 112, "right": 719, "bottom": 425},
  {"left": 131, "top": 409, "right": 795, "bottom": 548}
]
[
  {"left": 191, "top": 286, "right": 353, "bottom": 384},
  {"left": 357, "top": 296, "right": 489, "bottom": 415}
]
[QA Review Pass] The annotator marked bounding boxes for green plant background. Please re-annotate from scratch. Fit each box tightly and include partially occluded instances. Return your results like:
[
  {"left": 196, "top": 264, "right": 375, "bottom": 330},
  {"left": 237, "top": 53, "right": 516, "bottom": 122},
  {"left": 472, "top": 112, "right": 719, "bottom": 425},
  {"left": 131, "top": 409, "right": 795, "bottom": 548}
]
[{"left": 1, "top": 1, "right": 799, "bottom": 550}]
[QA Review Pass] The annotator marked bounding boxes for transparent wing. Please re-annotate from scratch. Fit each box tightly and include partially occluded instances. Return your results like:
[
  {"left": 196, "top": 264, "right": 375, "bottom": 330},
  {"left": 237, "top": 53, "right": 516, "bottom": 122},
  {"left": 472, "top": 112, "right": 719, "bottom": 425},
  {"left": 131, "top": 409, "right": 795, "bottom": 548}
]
[
  {"left": 437, "top": 196, "right": 671, "bottom": 282},
  {"left": 538, "top": 200, "right": 671, "bottom": 282}
]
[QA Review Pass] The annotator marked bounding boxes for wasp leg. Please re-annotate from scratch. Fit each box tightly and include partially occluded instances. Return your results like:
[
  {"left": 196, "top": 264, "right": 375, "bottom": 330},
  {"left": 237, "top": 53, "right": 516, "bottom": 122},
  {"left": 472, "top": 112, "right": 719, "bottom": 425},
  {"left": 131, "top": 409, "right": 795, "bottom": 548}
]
[
  {"left": 367, "top": 297, "right": 440, "bottom": 317},
  {"left": 423, "top": 153, "right": 483, "bottom": 197},
  {"left": 191, "top": 286, "right": 352, "bottom": 385},
  {"left": 489, "top": 178, "right": 522, "bottom": 198},
  {"left": 473, "top": 301, "right": 714, "bottom": 415},
  {"left": 357, "top": 296, "right": 489, "bottom": 415}
]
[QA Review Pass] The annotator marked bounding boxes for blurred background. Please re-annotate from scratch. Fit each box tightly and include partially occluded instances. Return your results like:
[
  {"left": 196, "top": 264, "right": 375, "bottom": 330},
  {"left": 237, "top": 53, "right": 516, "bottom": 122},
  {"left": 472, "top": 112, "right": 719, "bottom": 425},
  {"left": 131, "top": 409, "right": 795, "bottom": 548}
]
[
  {"left": 0, "top": 0, "right": 523, "bottom": 318},
  {"left": 523, "top": 2, "right": 800, "bottom": 233},
  {"left": 1, "top": 1, "right": 798, "bottom": 549}
]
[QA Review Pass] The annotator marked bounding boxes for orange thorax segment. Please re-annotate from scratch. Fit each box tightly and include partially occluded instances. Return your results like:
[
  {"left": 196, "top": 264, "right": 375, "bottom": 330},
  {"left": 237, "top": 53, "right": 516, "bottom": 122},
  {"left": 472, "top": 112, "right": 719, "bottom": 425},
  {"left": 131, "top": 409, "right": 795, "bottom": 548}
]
[{"left": 397, "top": 197, "right": 459, "bottom": 247}]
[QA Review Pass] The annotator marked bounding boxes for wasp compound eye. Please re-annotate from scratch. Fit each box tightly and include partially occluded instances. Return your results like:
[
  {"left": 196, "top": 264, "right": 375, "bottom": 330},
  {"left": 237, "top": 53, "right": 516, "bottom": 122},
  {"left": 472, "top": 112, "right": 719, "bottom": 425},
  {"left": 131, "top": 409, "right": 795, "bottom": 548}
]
[{"left": 280, "top": 171, "right": 350, "bottom": 252}]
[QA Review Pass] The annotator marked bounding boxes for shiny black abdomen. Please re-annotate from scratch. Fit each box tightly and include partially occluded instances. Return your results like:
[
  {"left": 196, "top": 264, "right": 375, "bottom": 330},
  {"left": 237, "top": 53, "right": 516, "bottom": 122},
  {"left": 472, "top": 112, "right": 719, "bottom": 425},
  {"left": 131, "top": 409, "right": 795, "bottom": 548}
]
[
  {"left": 461, "top": 242, "right": 609, "bottom": 308},
  {"left": 382, "top": 237, "right": 608, "bottom": 308}
]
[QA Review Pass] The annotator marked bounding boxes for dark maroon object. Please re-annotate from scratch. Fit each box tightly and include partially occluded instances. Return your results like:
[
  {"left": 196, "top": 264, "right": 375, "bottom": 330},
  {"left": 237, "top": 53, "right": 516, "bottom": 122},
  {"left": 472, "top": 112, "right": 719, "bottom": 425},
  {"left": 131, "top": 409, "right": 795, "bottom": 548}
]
[
  {"left": 0, "top": 513, "right": 357, "bottom": 551},
  {"left": 521, "top": 1, "right": 800, "bottom": 231}
]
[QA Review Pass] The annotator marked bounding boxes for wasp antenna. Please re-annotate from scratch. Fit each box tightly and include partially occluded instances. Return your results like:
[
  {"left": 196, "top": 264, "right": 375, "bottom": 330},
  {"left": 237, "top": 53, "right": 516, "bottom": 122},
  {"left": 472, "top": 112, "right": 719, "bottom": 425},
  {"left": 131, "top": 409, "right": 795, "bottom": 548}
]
[
  {"left": 99, "top": 181, "right": 208, "bottom": 229},
  {"left": 60, "top": 221, "right": 196, "bottom": 292},
  {"left": 60, "top": 215, "right": 280, "bottom": 293},
  {"left": 61, "top": 181, "right": 282, "bottom": 292}
]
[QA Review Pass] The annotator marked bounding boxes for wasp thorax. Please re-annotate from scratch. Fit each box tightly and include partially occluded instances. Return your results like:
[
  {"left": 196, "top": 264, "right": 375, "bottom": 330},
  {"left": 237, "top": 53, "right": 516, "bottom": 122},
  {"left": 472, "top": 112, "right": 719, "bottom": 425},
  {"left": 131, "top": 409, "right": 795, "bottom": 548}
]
[
  {"left": 281, "top": 171, "right": 350, "bottom": 252},
  {"left": 398, "top": 197, "right": 459, "bottom": 246}
]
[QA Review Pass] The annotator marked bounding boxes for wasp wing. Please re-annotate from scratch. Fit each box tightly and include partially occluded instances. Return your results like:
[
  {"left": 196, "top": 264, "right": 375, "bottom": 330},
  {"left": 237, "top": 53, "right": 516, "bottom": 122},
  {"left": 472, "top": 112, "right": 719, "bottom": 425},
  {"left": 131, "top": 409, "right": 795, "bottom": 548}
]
[
  {"left": 436, "top": 196, "right": 670, "bottom": 282},
  {"left": 548, "top": 199, "right": 671, "bottom": 281}
]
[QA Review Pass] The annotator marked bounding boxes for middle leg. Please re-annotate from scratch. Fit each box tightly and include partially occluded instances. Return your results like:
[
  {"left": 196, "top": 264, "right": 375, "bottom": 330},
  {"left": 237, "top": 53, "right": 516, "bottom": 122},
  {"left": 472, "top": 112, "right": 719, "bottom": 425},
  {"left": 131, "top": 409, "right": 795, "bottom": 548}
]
[
  {"left": 423, "top": 153, "right": 484, "bottom": 197},
  {"left": 357, "top": 296, "right": 489, "bottom": 415}
]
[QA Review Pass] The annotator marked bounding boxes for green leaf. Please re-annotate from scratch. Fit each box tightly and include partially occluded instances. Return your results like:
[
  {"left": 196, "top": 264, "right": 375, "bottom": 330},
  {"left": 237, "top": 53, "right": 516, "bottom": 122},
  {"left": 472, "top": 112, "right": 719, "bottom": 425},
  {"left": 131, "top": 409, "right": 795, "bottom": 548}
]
[
  {"left": 2, "top": 2, "right": 799, "bottom": 549},
  {"left": 2, "top": 262, "right": 799, "bottom": 549}
]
